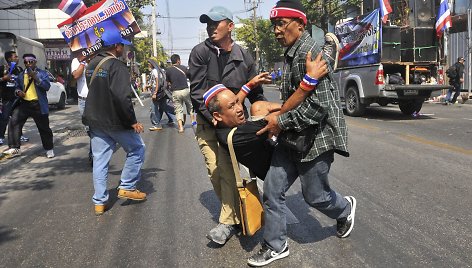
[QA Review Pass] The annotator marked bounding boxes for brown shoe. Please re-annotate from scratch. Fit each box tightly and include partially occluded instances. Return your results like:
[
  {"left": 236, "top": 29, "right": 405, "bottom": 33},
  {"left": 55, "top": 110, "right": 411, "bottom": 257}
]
[
  {"left": 95, "top": 204, "right": 106, "bottom": 216},
  {"left": 117, "top": 189, "right": 147, "bottom": 201}
]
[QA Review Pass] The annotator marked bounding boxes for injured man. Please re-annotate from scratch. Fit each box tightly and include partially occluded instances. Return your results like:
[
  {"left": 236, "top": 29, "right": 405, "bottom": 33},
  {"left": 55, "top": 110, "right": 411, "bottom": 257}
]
[{"left": 203, "top": 51, "right": 329, "bottom": 179}]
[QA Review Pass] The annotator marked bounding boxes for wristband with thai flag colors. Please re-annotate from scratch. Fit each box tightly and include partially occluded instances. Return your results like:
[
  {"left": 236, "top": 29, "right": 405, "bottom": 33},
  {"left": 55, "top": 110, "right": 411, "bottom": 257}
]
[
  {"left": 203, "top": 84, "right": 227, "bottom": 108},
  {"left": 241, "top": 82, "right": 254, "bottom": 95},
  {"left": 303, "top": 74, "right": 318, "bottom": 86},
  {"left": 299, "top": 81, "right": 315, "bottom": 92}
]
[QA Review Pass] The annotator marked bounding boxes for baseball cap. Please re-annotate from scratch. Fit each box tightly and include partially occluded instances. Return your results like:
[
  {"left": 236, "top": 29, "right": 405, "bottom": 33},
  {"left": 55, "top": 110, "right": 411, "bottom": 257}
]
[
  {"left": 102, "top": 30, "right": 132, "bottom": 46},
  {"left": 458, "top": 57, "right": 465, "bottom": 62},
  {"left": 199, "top": 6, "right": 233, "bottom": 23}
]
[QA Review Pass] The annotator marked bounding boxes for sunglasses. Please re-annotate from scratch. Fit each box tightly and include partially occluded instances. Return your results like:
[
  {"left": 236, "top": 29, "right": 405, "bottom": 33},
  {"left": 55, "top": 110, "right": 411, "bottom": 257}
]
[{"left": 24, "top": 60, "right": 36, "bottom": 64}]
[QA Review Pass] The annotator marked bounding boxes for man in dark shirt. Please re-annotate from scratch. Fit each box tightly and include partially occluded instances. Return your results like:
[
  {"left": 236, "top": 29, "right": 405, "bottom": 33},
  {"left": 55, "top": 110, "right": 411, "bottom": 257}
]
[
  {"left": 165, "top": 54, "right": 194, "bottom": 133},
  {"left": 0, "top": 51, "right": 22, "bottom": 145},
  {"left": 445, "top": 56, "right": 466, "bottom": 105}
]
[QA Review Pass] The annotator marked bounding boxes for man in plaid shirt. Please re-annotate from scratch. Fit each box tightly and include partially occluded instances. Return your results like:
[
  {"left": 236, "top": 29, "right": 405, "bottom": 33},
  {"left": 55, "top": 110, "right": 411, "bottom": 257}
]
[{"left": 247, "top": 0, "right": 357, "bottom": 266}]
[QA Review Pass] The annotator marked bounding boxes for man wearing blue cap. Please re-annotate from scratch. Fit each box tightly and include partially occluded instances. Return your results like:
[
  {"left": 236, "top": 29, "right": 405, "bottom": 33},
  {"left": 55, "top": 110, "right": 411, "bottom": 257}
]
[
  {"left": 83, "top": 30, "right": 146, "bottom": 216},
  {"left": 189, "top": 6, "right": 271, "bottom": 245}
]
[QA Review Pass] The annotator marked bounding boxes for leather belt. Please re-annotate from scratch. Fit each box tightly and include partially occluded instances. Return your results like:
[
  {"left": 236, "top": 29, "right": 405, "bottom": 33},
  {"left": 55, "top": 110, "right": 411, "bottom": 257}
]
[{"left": 78, "top": 96, "right": 87, "bottom": 100}]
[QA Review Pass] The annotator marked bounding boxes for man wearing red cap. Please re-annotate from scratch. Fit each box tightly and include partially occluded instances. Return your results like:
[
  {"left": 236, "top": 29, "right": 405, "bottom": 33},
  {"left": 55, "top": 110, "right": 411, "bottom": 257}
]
[{"left": 246, "top": 0, "right": 357, "bottom": 266}]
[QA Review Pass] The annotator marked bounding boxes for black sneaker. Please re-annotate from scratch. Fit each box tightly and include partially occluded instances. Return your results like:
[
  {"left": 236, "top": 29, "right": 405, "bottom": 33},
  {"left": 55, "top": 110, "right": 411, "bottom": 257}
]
[
  {"left": 337, "top": 196, "right": 357, "bottom": 238},
  {"left": 247, "top": 242, "right": 289, "bottom": 267},
  {"left": 322, "top": 32, "right": 340, "bottom": 70},
  {"left": 206, "top": 223, "right": 240, "bottom": 245}
]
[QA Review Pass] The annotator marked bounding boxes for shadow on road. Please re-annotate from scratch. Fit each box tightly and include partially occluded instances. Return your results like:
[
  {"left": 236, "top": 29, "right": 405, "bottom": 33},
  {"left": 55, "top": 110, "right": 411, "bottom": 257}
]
[
  {"left": 359, "top": 106, "right": 436, "bottom": 121},
  {"left": 0, "top": 225, "right": 18, "bottom": 245}
]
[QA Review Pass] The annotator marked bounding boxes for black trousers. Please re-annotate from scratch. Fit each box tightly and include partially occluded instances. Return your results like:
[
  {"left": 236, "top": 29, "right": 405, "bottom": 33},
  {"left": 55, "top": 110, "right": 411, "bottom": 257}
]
[
  {"left": 0, "top": 99, "right": 14, "bottom": 139},
  {"left": 8, "top": 100, "right": 53, "bottom": 150}
]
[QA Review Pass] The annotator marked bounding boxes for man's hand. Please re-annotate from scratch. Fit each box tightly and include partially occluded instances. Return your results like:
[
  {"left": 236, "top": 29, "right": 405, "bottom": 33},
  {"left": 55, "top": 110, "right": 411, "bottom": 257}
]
[
  {"left": 132, "top": 122, "right": 144, "bottom": 133},
  {"left": 256, "top": 111, "right": 281, "bottom": 138},
  {"left": 306, "top": 51, "right": 328, "bottom": 80},
  {"left": 248, "top": 72, "right": 272, "bottom": 88},
  {"left": 16, "top": 90, "right": 26, "bottom": 98},
  {"left": 2, "top": 74, "right": 11, "bottom": 81},
  {"left": 151, "top": 94, "right": 157, "bottom": 101}
]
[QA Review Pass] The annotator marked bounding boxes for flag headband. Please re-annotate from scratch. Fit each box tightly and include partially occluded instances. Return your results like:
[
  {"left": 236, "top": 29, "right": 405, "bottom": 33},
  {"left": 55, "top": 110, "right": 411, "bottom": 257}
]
[
  {"left": 270, "top": 7, "right": 307, "bottom": 25},
  {"left": 203, "top": 84, "right": 228, "bottom": 108}
]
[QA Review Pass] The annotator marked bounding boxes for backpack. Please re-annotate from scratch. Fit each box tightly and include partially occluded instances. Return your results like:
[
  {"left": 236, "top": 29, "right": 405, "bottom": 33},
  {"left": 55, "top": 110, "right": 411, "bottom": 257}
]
[{"left": 446, "top": 65, "right": 457, "bottom": 79}]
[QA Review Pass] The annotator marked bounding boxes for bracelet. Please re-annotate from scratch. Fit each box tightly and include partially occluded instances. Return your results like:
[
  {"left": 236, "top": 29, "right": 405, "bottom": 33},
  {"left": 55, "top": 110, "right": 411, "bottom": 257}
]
[
  {"left": 299, "top": 81, "right": 316, "bottom": 91},
  {"left": 80, "top": 61, "right": 87, "bottom": 66},
  {"left": 240, "top": 83, "right": 252, "bottom": 95},
  {"left": 303, "top": 74, "right": 318, "bottom": 86}
]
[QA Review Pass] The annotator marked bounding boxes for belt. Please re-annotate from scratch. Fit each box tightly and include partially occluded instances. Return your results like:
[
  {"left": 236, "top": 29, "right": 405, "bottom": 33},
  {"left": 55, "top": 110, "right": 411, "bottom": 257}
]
[{"left": 78, "top": 96, "right": 87, "bottom": 100}]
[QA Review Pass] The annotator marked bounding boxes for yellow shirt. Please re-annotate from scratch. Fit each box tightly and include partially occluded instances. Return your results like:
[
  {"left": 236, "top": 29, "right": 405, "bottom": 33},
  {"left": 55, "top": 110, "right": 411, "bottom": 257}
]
[{"left": 23, "top": 73, "right": 38, "bottom": 101}]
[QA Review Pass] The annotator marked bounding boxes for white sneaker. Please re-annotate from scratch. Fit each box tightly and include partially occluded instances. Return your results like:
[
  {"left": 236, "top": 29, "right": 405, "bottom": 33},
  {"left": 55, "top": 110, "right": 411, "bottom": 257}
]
[
  {"left": 46, "top": 149, "right": 55, "bottom": 158},
  {"left": 2, "top": 148, "right": 21, "bottom": 158}
]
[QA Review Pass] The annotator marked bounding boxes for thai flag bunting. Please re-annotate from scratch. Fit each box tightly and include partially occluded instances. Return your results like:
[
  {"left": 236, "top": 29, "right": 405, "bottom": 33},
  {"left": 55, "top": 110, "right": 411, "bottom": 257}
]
[
  {"left": 435, "top": 0, "right": 452, "bottom": 38},
  {"left": 58, "top": 0, "right": 87, "bottom": 19},
  {"left": 379, "top": 0, "right": 392, "bottom": 24}
]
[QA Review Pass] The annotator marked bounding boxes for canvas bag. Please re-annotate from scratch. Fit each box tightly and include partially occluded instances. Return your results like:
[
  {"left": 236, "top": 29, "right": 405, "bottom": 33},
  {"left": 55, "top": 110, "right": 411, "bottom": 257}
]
[{"left": 227, "top": 127, "right": 264, "bottom": 236}]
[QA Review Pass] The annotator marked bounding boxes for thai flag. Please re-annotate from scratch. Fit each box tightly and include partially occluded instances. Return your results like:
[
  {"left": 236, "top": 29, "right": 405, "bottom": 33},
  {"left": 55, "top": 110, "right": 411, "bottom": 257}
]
[
  {"left": 435, "top": 0, "right": 452, "bottom": 38},
  {"left": 58, "top": 0, "right": 87, "bottom": 19},
  {"left": 379, "top": 0, "right": 392, "bottom": 24}
]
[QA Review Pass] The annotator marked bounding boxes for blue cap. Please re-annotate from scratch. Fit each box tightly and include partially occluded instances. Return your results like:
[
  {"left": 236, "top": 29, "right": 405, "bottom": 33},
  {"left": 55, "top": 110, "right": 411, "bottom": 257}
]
[
  {"left": 102, "top": 30, "right": 132, "bottom": 46},
  {"left": 200, "top": 6, "right": 233, "bottom": 23}
]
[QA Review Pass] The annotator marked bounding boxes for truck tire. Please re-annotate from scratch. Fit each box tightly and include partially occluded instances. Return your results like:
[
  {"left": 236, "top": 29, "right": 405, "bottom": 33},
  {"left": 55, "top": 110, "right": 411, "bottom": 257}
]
[
  {"left": 398, "top": 99, "right": 423, "bottom": 115},
  {"left": 345, "top": 86, "right": 365, "bottom": 116},
  {"left": 378, "top": 99, "right": 389, "bottom": 106}
]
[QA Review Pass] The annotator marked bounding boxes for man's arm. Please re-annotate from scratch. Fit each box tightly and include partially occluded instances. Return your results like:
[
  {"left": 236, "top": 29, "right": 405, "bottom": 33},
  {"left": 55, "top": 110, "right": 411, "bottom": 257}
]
[
  {"left": 34, "top": 70, "right": 51, "bottom": 91},
  {"left": 189, "top": 45, "right": 213, "bottom": 123},
  {"left": 109, "top": 61, "right": 137, "bottom": 129},
  {"left": 71, "top": 59, "right": 86, "bottom": 80}
]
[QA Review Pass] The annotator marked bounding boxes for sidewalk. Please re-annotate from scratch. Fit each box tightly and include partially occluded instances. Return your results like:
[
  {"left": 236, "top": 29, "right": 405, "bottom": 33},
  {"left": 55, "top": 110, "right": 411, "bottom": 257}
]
[{"left": 0, "top": 92, "right": 151, "bottom": 176}]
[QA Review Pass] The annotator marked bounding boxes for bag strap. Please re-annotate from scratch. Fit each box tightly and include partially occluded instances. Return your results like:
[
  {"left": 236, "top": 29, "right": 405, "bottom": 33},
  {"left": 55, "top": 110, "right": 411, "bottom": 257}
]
[
  {"left": 88, "top": 56, "right": 114, "bottom": 87},
  {"left": 173, "top": 65, "right": 187, "bottom": 77},
  {"left": 227, "top": 127, "right": 244, "bottom": 188}
]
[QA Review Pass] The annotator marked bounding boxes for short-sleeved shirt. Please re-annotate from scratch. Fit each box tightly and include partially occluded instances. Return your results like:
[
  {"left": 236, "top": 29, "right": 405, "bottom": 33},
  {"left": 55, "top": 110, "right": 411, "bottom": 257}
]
[
  {"left": 0, "top": 64, "right": 22, "bottom": 100},
  {"left": 71, "top": 58, "right": 89, "bottom": 98},
  {"left": 216, "top": 120, "right": 274, "bottom": 179},
  {"left": 165, "top": 64, "right": 189, "bottom": 91}
]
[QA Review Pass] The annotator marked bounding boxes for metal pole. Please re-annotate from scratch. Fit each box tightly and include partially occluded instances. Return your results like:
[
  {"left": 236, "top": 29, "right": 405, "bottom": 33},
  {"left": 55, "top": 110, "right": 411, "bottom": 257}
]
[
  {"left": 152, "top": 0, "right": 157, "bottom": 57},
  {"left": 468, "top": 8, "right": 471, "bottom": 96}
]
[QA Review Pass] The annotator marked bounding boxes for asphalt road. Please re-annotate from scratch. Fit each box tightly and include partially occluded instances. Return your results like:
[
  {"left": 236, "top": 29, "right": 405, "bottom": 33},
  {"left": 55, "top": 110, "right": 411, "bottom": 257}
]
[{"left": 0, "top": 86, "right": 471, "bottom": 267}]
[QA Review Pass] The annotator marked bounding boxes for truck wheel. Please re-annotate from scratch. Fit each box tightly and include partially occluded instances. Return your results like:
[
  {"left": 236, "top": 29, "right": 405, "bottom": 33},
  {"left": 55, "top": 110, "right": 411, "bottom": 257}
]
[
  {"left": 378, "top": 99, "right": 389, "bottom": 106},
  {"left": 398, "top": 99, "right": 423, "bottom": 115},
  {"left": 345, "top": 86, "right": 365, "bottom": 116},
  {"left": 57, "top": 93, "right": 66, "bottom": 109}
]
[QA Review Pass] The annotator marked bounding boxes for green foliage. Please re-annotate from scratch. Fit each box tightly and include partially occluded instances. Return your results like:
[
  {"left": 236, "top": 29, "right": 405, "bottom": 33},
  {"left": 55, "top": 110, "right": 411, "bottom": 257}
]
[
  {"left": 234, "top": 17, "right": 284, "bottom": 71},
  {"left": 133, "top": 34, "right": 168, "bottom": 74},
  {"left": 301, "top": 0, "right": 362, "bottom": 32}
]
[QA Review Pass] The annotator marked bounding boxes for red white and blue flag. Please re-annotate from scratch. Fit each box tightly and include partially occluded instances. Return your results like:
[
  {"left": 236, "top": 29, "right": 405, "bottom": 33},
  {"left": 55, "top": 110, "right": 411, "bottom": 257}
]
[
  {"left": 435, "top": 0, "right": 452, "bottom": 38},
  {"left": 379, "top": 0, "right": 392, "bottom": 24},
  {"left": 58, "top": 0, "right": 87, "bottom": 19}
]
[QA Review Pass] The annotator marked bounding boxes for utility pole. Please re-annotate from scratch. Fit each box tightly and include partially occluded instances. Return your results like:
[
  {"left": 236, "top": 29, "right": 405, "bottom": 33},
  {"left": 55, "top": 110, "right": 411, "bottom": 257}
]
[
  {"left": 151, "top": 0, "right": 157, "bottom": 57},
  {"left": 252, "top": 0, "right": 260, "bottom": 71},
  {"left": 468, "top": 8, "right": 471, "bottom": 97}
]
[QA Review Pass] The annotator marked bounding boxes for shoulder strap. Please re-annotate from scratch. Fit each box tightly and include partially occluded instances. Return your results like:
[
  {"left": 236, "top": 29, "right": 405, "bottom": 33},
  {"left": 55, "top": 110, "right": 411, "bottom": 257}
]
[
  {"left": 227, "top": 127, "right": 244, "bottom": 188},
  {"left": 173, "top": 65, "right": 187, "bottom": 77},
  {"left": 88, "top": 56, "right": 114, "bottom": 86}
]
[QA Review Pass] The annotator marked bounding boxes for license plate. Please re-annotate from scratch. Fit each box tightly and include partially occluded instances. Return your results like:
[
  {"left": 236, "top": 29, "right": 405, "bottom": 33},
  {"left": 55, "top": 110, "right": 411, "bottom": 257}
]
[{"left": 404, "top": 89, "right": 418, "bottom": 95}]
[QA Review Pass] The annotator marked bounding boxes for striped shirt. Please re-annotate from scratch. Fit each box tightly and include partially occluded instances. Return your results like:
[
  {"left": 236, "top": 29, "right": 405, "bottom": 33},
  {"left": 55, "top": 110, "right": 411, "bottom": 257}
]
[{"left": 277, "top": 31, "right": 349, "bottom": 161}]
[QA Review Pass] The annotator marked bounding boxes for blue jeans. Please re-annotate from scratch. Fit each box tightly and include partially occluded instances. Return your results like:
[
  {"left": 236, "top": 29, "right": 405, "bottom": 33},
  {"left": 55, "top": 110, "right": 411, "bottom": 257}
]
[
  {"left": 90, "top": 128, "right": 146, "bottom": 205},
  {"left": 150, "top": 98, "right": 176, "bottom": 126},
  {"left": 446, "top": 83, "right": 461, "bottom": 103},
  {"left": 78, "top": 98, "right": 86, "bottom": 116},
  {"left": 263, "top": 146, "right": 350, "bottom": 252}
]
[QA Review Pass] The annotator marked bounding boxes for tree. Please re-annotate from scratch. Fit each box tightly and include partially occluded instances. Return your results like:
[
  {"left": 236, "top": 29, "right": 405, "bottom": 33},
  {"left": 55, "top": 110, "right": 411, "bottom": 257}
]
[
  {"left": 234, "top": 17, "right": 284, "bottom": 71},
  {"left": 301, "top": 0, "right": 362, "bottom": 33}
]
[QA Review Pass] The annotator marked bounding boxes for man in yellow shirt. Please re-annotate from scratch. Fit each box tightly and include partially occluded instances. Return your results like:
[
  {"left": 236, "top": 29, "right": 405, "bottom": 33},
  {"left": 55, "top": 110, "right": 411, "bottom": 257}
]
[{"left": 2, "top": 53, "right": 54, "bottom": 158}]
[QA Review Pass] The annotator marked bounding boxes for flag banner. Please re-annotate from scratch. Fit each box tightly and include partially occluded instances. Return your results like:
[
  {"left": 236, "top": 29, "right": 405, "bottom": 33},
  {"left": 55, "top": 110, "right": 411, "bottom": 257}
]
[
  {"left": 379, "top": 0, "right": 392, "bottom": 24},
  {"left": 57, "top": 0, "right": 141, "bottom": 60},
  {"left": 335, "top": 9, "right": 380, "bottom": 68},
  {"left": 435, "top": 0, "right": 452, "bottom": 38},
  {"left": 58, "top": 0, "right": 87, "bottom": 19}
]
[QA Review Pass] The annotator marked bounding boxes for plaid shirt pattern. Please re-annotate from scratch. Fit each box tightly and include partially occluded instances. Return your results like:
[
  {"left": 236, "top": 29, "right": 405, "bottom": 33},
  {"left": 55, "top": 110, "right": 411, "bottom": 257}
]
[{"left": 277, "top": 31, "right": 349, "bottom": 162}]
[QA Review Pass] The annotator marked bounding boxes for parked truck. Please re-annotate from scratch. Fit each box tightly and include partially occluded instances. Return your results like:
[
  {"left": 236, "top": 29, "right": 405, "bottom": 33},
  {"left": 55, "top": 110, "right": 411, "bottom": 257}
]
[
  {"left": 332, "top": 2, "right": 452, "bottom": 116},
  {"left": 0, "top": 32, "right": 47, "bottom": 69}
]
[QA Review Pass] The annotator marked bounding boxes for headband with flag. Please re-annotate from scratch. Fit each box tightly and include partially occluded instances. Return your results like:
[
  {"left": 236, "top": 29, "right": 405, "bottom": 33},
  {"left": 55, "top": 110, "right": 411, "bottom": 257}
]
[
  {"left": 203, "top": 84, "right": 228, "bottom": 107},
  {"left": 435, "top": 0, "right": 452, "bottom": 38},
  {"left": 58, "top": 0, "right": 87, "bottom": 19},
  {"left": 379, "top": 0, "right": 392, "bottom": 24},
  {"left": 270, "top": 7, "right": 307, "bottom": 25}
]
